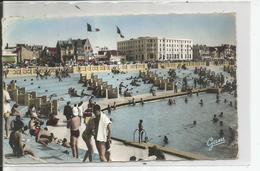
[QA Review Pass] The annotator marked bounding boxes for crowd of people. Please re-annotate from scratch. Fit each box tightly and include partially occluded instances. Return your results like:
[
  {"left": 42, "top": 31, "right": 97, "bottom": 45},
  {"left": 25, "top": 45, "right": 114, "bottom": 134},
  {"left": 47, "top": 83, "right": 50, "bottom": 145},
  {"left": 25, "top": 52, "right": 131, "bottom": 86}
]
[
  {"left": 35, "top": 67, "right": 71, "bottom": 82},
  {"left": 3, "top": 80, "right": 113, "bottom": 162}
]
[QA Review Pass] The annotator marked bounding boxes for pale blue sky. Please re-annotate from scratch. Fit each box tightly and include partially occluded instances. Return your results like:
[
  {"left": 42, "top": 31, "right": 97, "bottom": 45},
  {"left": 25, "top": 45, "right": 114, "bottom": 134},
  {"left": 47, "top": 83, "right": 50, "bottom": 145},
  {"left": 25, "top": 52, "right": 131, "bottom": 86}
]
[{"left": 4, "top": 14, "right": 236, "bottom": 49}]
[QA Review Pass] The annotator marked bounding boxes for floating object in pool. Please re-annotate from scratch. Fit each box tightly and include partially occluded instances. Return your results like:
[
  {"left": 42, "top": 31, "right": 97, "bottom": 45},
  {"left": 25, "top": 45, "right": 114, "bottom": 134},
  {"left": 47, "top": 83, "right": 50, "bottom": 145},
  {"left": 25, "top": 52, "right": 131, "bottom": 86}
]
[
  {"left": 38, "top": 86, "right": 41, "bottom": 89},
  {"left": 45, "top": 90, "right": 48, "bottom": 92},
  {"left": 31, "top": 82, "right": 33, "bottom": 85}
]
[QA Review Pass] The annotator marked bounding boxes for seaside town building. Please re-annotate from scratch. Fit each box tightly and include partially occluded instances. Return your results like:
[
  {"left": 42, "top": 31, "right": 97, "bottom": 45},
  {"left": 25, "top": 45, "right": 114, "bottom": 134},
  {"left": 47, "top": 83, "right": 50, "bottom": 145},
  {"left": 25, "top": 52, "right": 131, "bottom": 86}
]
[
  {"left": 92, "top": 49, "right": 126, "bottom": 64},
  {"left": 192, "top": 44, "right": 236, "bottom": 62},
  {"left": 40, "top": 47, "right": 58, "bottom": 66},
  {"left": 16, "top": 44, "right": 43, "bottom": 63},
  {"left": 56, "top": 38, "right": 92, "bottom": 64},
  {"left": 117, "top": 37, "right": 193, "bottom": 62},
  {"left": 2, "top": 44, "right": 17, "bottom": 64}
]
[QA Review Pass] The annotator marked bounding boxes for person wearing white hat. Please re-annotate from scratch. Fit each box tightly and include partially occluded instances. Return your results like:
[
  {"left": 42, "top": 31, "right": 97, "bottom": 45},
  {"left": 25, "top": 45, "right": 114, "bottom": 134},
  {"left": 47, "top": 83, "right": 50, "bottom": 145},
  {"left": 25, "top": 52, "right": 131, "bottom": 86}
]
[{"left": 68, "top": 104, "right": 80, "bottom": 158}]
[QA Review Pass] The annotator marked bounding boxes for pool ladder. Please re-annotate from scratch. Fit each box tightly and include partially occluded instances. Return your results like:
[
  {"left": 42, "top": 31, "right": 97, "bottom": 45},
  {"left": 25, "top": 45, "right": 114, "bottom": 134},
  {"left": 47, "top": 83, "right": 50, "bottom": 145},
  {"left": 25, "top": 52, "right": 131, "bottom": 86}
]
[{"left": 133, "top": 129, "right": 147, "bottom": 143}]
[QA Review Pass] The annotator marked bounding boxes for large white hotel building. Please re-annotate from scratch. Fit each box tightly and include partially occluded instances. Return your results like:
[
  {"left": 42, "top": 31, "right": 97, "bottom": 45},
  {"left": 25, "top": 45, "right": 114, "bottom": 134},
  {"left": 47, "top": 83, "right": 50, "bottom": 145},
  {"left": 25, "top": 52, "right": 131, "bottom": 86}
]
[{"left": 117, "top": 37, "right": 193, "bottom": 61}]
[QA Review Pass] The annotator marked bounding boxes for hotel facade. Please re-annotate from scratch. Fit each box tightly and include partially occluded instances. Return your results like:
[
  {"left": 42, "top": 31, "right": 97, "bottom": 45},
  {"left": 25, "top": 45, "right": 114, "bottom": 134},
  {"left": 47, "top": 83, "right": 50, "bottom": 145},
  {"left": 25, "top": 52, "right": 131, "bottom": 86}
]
[{"left": 117, "top": 37, "right": 193, "bottom": 61}]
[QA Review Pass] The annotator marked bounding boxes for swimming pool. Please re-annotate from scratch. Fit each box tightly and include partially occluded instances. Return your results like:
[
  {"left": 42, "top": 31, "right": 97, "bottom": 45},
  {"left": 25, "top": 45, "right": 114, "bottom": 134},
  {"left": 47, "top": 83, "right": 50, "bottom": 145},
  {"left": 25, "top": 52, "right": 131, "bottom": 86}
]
[{"left": 110, "top": 92, "right": 238, "bottom": 159}]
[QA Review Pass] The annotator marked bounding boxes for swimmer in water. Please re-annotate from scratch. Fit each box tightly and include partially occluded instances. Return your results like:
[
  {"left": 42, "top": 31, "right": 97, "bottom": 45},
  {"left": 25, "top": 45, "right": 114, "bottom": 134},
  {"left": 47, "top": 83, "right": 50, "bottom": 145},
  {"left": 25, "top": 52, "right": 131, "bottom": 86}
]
[
  {"left": 141, "top": 98, "right": 144, "bottom": 106},
  {"left": 212, "top": 114, "right": 219, "bottom": 123},
  {"left": 199, "top": 99, "right": 203, "bottom": 106},
  {"left": 168, "top": 99, "right": 173, "bottom": 105},
  {"left": 163, "top": 136, "right": 169, "bottom": 145}
]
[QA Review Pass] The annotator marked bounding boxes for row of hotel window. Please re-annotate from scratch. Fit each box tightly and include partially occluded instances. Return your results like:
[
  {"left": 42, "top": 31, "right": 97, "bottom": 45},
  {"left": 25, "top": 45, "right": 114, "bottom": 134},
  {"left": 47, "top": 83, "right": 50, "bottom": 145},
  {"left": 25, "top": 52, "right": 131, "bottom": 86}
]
[
  {"left": 159, "top": 39, "right": 192, "bottom": 44},
  {"left": 120, "top": 39, "right": 192, "bottom": 44},
  {"left": 160, "top": 54, "right": 192, "bottom": 59},
  {"left": 119, "top": 48, "right": 192, "bottom": 52},
  {"left": 118, "top": 44, "right": 192, "bottom": 48}
]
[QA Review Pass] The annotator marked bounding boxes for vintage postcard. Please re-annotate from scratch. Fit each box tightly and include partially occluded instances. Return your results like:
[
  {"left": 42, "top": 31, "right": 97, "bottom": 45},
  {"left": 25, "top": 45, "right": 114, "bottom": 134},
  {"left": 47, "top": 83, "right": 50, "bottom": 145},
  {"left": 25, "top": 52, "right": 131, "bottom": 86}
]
[{"left": 1, "top": 1, "right": 249, "bottom": 166}]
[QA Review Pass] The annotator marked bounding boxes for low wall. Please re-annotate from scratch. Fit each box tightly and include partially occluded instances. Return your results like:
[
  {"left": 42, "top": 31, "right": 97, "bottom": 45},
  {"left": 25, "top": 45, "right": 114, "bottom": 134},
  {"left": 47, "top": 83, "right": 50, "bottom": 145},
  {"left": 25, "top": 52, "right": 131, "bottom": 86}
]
[
  {"left": 73, "top": 64, "right": 147, "bottom": 74},
  {"left": 5, "top": 67, "right": 72, "bottom": 77},
  {"left": 7, "top": 83, "right": 59, "bottom": 116},
  {"left": 157, "top": 62, "right": 207, "bottom": 69},
  {"left": 5, "top": 62, "right": 210, "bottom": 78}
]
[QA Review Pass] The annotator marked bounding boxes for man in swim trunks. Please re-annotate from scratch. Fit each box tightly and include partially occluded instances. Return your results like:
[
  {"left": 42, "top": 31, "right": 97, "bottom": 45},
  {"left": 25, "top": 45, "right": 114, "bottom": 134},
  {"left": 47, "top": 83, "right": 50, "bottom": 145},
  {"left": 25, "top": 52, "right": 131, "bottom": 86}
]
[
  {"left": 93, "top": 104, "right": 112, "bottom": 162},
  {"left": 68, "top": 110, "right": 80, "bottom": 158}
]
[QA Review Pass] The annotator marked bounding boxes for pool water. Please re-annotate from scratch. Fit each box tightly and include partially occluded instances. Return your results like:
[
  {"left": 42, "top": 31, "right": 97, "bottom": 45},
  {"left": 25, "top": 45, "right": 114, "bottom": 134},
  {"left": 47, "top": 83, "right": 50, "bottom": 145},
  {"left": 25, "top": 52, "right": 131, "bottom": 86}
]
[{"left": 110, "top": 92, "right": 238, "bottom": 159}]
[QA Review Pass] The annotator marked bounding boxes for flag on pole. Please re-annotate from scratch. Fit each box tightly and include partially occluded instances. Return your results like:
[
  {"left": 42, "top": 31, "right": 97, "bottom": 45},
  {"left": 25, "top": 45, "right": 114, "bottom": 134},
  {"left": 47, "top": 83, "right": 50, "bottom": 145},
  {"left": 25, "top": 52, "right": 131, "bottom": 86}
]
[
  {"left": 116, "top": 26, "right": 124, "bottom": 38},
  {"left": 87, "top": 23, "right": 100, "bottom": 32}
]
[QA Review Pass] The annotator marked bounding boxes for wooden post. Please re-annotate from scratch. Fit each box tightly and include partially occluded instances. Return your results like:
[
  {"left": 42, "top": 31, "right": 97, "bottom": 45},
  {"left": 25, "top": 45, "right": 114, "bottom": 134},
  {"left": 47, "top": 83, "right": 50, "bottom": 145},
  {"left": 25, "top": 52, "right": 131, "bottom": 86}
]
[
  {"left": 24, "top": 93, "right": 31, "bottom": 106},
  {"left": 31, "top": 91, "right": 37, "bottom": 99},
  {"left": 105, "top": 88, "right": 108, "bottom": 99},
  {"left": 35, "top": 97, "right": 42, "bottom": 109},
  {"left": 13, "top": 89, "right": 19, "bottom": 103},
  {"left": 53, "top": 100, "right": 58, "bottom": 115}
]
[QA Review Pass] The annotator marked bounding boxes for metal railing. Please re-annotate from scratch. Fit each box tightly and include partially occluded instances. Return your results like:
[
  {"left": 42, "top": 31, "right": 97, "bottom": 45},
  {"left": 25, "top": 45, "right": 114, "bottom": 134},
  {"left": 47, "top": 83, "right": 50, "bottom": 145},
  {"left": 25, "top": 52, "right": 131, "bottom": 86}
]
[{"left": 133, "top": 128, "right": 147, "bottom": 143}]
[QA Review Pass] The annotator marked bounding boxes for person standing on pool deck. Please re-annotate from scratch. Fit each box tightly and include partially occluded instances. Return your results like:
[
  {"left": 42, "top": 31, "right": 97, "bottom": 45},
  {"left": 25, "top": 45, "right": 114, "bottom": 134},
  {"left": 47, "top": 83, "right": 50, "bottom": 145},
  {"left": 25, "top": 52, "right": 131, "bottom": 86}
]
[
  {"left": 63, "top": 102, "right": 73, "bottom": 123},
  {"left": 3, "top": 83, "right": 11, "bottom": 139},
  {"left": 82, "top": 116, "right": 95, "bottom": 162},
  {"left": 78, "top": 101, "right": 84, "bottom": 125},
  {"left": 138, "top": 120, "right": 144, "bottom": 143},
  {"left": 93, "top": 104, "right": 112, "bottom": 162},
  {"left": 68, "top": 109, "right": 81, "bottom": 158}
]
